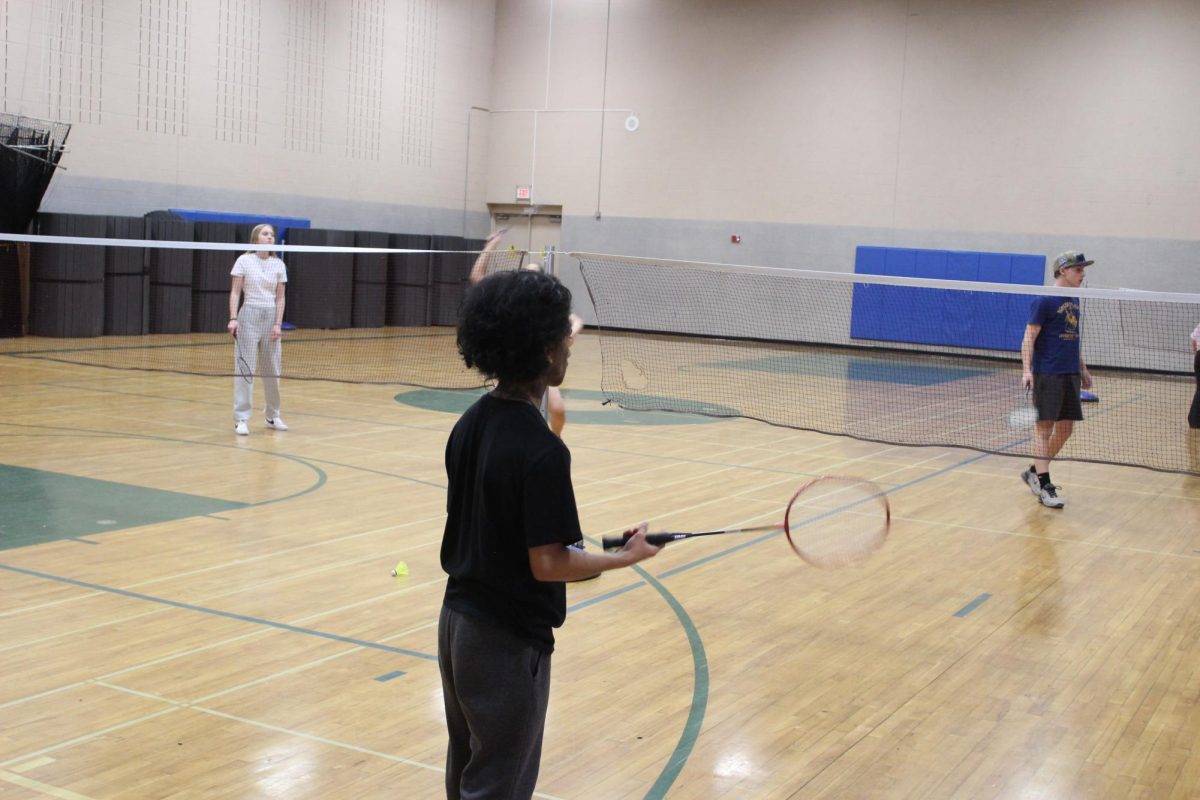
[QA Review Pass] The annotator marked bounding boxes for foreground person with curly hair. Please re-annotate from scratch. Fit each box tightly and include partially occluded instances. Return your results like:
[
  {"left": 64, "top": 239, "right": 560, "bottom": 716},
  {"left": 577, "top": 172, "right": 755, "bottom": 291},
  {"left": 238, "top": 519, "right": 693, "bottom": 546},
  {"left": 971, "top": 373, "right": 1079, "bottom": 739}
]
[{"left": 436, "top": 269, "right": 662, "bottom": 800}]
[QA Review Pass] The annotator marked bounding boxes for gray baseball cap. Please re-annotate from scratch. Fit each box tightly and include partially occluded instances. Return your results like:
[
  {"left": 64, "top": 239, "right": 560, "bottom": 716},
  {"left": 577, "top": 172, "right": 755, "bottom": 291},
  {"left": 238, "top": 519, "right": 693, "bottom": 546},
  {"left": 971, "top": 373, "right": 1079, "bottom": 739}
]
[{"left": 1052, "top": 251, "right": 1094, "bottom": 276}]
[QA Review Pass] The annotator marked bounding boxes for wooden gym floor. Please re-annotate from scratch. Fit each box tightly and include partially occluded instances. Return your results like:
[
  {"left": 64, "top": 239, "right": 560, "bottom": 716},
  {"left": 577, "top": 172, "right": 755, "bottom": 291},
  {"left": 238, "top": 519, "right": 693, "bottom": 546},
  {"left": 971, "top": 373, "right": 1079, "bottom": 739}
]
[{"left": 1, "top": 330, "right": 1197, "bottom": 799}]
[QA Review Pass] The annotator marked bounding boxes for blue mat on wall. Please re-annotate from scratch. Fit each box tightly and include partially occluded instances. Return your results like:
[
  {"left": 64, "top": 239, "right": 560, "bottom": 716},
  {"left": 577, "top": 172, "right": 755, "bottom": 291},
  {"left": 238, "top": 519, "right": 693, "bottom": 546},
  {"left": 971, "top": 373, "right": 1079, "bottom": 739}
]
[
  {"left": 169, "top": 209, "right": 310, "bottom": 242},
  {"left": 850, "top": 246, "right": 1046, "bottom": 352}
]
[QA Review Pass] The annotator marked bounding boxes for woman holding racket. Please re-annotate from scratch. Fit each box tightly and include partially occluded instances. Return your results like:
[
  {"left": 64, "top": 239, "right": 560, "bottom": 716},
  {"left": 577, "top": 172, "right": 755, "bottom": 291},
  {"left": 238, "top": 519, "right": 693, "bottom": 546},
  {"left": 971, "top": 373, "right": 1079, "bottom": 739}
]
[
  {"left": 438, "top": 268, "right": 660, "bottom": 799},
  {"left": 227, "top": 224, "right": 288, "bottom": 435}
]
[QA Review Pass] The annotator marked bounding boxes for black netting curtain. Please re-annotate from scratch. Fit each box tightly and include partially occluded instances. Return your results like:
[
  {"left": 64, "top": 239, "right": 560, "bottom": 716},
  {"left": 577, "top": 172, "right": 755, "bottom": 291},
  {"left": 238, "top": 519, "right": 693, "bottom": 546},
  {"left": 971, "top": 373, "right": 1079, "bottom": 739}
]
[{"left": 0, "top": 114, "right": 71, "bottom": 234}]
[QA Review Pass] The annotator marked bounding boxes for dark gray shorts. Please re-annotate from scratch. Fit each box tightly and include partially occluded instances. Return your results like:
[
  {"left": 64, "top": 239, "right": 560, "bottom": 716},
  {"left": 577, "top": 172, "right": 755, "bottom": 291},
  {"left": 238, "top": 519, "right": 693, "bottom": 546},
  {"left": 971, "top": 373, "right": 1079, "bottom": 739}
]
[{"left": 1033, "top": 373, "right": 1083, "bottom": 422}]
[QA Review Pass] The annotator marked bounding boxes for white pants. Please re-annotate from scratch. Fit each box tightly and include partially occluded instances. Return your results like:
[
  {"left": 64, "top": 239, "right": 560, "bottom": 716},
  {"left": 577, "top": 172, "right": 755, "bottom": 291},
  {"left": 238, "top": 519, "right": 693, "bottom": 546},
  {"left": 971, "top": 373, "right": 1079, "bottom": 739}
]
[{"left": 233, "top": 305, "right": 282, "bottom": 422}]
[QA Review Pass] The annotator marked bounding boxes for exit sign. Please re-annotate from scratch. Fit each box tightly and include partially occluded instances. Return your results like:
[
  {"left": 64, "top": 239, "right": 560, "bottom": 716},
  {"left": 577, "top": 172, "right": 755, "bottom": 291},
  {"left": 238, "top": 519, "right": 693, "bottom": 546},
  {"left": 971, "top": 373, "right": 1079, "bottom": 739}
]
[{"left": 515, "top": 185, "right": 532, "bottom": 201}]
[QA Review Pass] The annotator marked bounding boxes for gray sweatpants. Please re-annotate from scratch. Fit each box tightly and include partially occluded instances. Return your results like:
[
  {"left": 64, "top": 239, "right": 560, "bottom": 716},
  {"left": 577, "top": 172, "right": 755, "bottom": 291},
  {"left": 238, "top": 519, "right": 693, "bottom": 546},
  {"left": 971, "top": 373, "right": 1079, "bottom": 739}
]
[
  {"left": 233, "top": 305, "right": 282, "bottom": 422},
  {"left": 438, "top": 605, "right": 552, "bottom": 800}
]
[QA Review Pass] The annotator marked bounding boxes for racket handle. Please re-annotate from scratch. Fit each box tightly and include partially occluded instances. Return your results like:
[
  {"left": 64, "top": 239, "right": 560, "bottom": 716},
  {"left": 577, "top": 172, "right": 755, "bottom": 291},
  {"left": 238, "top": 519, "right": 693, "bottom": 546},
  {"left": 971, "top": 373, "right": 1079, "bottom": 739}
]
[{"left": 601, "top": 532, "right": 678, "bottom": 550}]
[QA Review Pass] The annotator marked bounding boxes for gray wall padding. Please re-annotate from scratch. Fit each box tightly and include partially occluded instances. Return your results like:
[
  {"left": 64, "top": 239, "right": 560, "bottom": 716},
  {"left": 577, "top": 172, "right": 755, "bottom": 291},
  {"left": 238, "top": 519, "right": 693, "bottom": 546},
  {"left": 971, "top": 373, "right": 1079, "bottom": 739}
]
[
  {"left": 193, "top": 221, "right": 245, "bottom": 333},
  {"left": 146, "top": 215, "right": 195, "bottom": 333},
  {"left": 352, "top": 231, "right": 389, "bottom": 328},
  {"left": 286, "top": 228, "right": 355, "bottom": 329},
  {"left": 30, "top": 213, "right": 107, "bottom": 337},
  {"left": 103, "top": 216, "right": 147, "bottom": 335},
  {"left": 387, "top": 233, "right": 432, "bottom": 326}
]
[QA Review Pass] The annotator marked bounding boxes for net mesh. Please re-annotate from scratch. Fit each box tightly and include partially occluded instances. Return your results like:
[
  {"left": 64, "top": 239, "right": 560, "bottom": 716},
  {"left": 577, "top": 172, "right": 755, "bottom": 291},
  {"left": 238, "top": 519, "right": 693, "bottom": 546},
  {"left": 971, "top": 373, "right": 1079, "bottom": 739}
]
[
  {"left": 0, "top": 114, "right": 71, "bottom": 234},
  {"left": 575, "top": 253, "right": 1200, "bottom": 476},
  {"left": 0, "top": 233, "right": 526, "bottom": 388}
]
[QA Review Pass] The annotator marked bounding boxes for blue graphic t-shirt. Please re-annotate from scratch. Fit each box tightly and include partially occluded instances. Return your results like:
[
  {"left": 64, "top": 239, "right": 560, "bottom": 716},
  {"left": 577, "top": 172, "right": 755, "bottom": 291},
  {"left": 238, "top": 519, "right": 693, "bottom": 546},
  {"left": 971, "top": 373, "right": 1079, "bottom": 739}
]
[{"left": 1029, "top": 295, "right": 1081, "bottom": 374}]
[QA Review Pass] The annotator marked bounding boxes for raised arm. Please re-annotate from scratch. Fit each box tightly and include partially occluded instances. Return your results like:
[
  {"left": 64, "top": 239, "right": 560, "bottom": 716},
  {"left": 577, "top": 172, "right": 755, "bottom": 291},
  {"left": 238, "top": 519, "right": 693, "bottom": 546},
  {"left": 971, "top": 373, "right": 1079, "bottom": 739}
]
[{"left": 468, "top": 229, "right": 508, "bottom": 286}]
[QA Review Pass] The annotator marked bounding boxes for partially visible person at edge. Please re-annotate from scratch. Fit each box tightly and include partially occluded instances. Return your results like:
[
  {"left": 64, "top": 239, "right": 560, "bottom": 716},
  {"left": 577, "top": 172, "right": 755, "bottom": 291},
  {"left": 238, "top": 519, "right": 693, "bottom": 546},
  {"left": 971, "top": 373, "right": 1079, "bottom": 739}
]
[
  {"left": 437, "top": 268, "right": 661, "bottom": 799},
  {"left": 1019, "top": 250, "right": 1094, "bottom": 509},
  {"left": 228, "top": 224, "right": 288, "bottom": 435},
  {"left": 1189, "top": 319, "right": 1200, "bottom": 429}
]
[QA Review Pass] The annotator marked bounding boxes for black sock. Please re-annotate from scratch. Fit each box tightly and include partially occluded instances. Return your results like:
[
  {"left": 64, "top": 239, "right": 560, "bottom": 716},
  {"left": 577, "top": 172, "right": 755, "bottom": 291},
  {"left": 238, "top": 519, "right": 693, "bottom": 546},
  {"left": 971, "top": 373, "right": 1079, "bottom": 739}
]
[{"left": 1038, "top": 472, "right": 1051, "bottom": 488}]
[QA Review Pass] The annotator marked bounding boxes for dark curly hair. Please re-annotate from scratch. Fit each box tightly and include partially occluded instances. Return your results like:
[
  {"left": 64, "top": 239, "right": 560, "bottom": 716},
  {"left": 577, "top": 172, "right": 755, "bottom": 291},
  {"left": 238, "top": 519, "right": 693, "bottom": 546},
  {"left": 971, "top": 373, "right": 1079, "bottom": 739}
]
[{"left": 457, "top": 270, "right": 573, "bottom": 382}]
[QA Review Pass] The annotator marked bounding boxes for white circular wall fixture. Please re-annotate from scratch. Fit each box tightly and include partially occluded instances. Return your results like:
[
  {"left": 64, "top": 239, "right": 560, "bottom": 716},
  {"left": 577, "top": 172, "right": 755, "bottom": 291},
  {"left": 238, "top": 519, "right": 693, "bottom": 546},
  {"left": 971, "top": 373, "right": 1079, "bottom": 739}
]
[{"left": 624, "top": 114, "right": 640, "bottom": 132}]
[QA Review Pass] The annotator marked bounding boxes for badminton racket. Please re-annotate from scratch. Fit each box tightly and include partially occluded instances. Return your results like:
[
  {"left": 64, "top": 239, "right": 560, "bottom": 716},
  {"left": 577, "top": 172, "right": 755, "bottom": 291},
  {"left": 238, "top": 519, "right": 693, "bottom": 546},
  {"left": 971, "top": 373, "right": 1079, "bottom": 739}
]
[{"left": 602, "top": 476, "right": 890, "bottom": 569}]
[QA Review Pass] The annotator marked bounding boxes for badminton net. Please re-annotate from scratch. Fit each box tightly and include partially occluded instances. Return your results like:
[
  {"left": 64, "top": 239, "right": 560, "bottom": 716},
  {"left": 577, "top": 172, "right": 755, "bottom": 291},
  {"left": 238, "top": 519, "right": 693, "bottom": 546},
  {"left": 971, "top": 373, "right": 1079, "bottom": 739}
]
[
  {"left": 0, "top": 230, "right": 526, "bottom": 388},
  {"left": 575, "top": 252, "right": 1200, "bottom": 476}
]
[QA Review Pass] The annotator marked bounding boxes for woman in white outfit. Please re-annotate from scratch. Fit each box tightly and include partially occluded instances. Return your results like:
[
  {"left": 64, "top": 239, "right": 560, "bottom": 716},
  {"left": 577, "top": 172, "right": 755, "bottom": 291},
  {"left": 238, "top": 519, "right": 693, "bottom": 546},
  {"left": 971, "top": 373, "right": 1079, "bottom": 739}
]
[{"left": 228, "top": 224, "right": 288, "bottom": 435}]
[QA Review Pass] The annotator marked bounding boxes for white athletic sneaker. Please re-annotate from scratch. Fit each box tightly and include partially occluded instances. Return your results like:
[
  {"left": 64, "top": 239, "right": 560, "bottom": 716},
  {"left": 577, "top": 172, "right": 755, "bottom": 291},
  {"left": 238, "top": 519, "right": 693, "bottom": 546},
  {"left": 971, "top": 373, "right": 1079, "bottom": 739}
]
[
  {"left": 1038, "top": 483, "right": 1065, "bottom": 509},
  {"left": 265, "top": 417, "right": 289, "bottom": 431},
  {"left": 234, "top": 420, "right": 249, "bottom": 435},
  {"left": 1020, "top": 466, "right": 1040, "bottom": 497}
]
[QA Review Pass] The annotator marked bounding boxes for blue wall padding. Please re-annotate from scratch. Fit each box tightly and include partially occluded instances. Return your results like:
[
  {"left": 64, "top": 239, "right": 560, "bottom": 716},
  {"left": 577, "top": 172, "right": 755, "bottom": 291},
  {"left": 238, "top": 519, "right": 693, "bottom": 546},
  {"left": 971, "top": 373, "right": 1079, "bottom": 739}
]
[
  {"left": 850, "top": 246, "right": 1046, "bottom": 352},
  {"left": 169, "top": 209, "right": 311, "bottom": 242}
]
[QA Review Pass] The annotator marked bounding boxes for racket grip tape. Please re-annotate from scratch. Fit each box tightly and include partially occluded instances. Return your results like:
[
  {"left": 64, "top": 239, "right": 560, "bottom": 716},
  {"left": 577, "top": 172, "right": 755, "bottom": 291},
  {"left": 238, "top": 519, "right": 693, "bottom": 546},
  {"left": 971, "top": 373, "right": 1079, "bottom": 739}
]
[{"left": 601, "top": 532, "right": 677, "bottom": 550}]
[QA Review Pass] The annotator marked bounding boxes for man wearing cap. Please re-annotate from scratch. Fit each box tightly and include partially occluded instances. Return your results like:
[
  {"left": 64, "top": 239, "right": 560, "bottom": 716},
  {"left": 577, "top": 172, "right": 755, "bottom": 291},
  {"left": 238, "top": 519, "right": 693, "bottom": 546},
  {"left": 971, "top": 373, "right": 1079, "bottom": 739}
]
[{"left": 1019, "top": 251, "right": 1094, "bottom": 508}]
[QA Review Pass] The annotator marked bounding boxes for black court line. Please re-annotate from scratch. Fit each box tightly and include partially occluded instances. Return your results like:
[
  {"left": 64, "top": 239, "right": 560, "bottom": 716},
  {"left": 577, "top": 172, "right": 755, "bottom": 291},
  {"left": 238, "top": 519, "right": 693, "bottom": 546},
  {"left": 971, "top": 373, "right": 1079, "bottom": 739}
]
[{"left": 3, "top": 329, "right": 458, "bottom": 357}]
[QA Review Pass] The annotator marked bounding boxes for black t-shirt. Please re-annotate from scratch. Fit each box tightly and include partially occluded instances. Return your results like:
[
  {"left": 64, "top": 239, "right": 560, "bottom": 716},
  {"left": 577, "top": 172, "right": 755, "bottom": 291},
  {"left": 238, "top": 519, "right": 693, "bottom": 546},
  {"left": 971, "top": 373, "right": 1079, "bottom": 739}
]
[{"left": 440, "top": 393, "right": 583, "bottom": 652}]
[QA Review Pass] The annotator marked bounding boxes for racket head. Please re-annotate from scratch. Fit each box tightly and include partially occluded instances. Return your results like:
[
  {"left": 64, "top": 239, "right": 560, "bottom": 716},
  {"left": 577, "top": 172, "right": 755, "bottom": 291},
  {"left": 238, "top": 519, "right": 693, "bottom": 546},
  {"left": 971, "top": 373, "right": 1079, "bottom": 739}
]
[{"left": 783, "top": 476, "right": 890, "bottom": 569}]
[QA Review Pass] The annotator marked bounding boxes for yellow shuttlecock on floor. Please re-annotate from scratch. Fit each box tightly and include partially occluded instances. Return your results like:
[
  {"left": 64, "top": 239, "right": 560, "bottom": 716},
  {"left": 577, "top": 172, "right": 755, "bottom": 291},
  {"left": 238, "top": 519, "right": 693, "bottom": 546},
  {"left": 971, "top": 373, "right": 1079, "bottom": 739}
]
[{"left": 390, "top": 561, "right": 409, "bottom": 577}]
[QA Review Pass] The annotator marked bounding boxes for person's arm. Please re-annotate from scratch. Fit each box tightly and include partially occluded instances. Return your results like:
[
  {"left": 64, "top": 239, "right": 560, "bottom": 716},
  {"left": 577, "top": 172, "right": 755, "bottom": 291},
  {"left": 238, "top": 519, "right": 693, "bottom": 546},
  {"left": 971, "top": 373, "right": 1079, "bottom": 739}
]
[
  {"left": 1021, "top": 323, "right": 1041, "bottom": 390},
  {"left": 1079, "top": 356, "right": 1092, "bottom": 390},
  {"left": 568, "top": 313, "right": 583, "bottom": 339},
  {"left": 227, "top": 276, "right": 244, "bottom": 336},
  {"left": 271, "top": 280, "right": 286, "bottom": 342},
  {"left": 528, "top": 523, "right": 661, "bottom": 582},
  {"left": 468, "top": 229, "right": 507, "bottom": 285},
  {"left": 1192, "top": 324, "right": 1200, "bottom": 354}
]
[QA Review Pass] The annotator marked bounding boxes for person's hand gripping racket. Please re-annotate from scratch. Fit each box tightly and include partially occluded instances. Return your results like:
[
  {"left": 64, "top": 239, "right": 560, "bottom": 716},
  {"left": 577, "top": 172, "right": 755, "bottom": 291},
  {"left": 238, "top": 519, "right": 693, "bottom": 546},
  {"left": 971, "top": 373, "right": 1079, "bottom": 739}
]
[{"left": 609, "top": 521, "right": 663, "bottom": 565}]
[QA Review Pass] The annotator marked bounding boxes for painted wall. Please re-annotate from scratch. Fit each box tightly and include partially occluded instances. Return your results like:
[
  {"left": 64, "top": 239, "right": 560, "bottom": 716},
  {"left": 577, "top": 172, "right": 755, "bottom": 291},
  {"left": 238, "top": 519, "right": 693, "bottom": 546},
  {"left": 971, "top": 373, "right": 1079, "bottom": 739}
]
[
  {"left": 486, "top": 0, "right": 1200, "bottom": 310},
  {"left": 2, "top": 0, "right": 498, "bottom": 235},
  {"left": 5, "top": 0, "right": 1198, "bottom": 294}
]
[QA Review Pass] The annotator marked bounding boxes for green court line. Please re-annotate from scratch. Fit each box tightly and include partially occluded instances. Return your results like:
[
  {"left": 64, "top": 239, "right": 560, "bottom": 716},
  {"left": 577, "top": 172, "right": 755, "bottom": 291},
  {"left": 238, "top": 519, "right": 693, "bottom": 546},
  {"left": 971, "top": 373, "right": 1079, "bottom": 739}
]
[
  {"left": 694, "top": 353, "right": 991, "bottom": 386},
  {"left": 566, "top": 564, "right": 708, "bottom": 800},
  {"left": 0, "top": 422, "right": 703, "bottom": 798},
  {"left": 0, "top": 429, "right": 328, "bottom": 546},
  {"left": 0, "top": 463, "right": 249, "bottom": 549}
]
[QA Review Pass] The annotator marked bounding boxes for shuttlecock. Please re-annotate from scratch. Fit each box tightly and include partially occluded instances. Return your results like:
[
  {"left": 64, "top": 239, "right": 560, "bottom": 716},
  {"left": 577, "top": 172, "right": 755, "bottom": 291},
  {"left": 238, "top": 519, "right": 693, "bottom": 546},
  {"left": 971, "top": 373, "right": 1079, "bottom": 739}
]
[{"left": 390, "top": 561, "right": 409, "bottom": 577}]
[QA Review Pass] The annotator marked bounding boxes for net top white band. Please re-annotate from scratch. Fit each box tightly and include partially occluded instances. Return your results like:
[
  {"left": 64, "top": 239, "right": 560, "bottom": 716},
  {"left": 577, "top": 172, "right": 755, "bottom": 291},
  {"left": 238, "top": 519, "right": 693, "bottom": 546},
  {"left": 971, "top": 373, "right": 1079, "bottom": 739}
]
[
  {"left": 0, "top": 232, "right": 494, "bottom": 256},
  {"left": 570, "top": 252, "right": 1200, "bottom": 305}
]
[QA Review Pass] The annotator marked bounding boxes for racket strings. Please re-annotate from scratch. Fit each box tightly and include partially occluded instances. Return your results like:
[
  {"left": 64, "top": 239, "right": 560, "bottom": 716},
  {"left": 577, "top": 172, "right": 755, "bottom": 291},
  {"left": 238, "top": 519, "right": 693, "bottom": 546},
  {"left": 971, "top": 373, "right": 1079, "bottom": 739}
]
[{"left": 785, "top": 478, "right": 890, "bottom": 569}]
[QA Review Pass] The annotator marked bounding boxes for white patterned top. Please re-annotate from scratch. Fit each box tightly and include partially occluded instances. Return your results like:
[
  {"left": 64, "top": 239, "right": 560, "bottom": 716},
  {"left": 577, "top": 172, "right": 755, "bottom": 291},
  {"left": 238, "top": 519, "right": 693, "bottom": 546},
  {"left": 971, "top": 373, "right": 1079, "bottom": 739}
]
[{"left": 231, "top": 253, "right": 287, "bottom": 307}]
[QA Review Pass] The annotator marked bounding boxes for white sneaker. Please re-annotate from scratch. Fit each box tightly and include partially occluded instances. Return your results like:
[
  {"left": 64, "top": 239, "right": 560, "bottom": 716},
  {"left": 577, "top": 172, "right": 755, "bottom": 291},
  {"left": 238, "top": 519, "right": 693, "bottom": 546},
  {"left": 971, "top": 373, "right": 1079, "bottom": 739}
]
[
  {"left": 265, "top": 417, "right": 289, "bottom": 431},
  {"left": 1038, "top": 483, "right": 1065, "bottom": 509},
  {"left": 234, "top": 421, "right": 249, "bottom": 435},
  {"left": 1020, "top": 466, "right": 1040, "bottom": 497}
]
